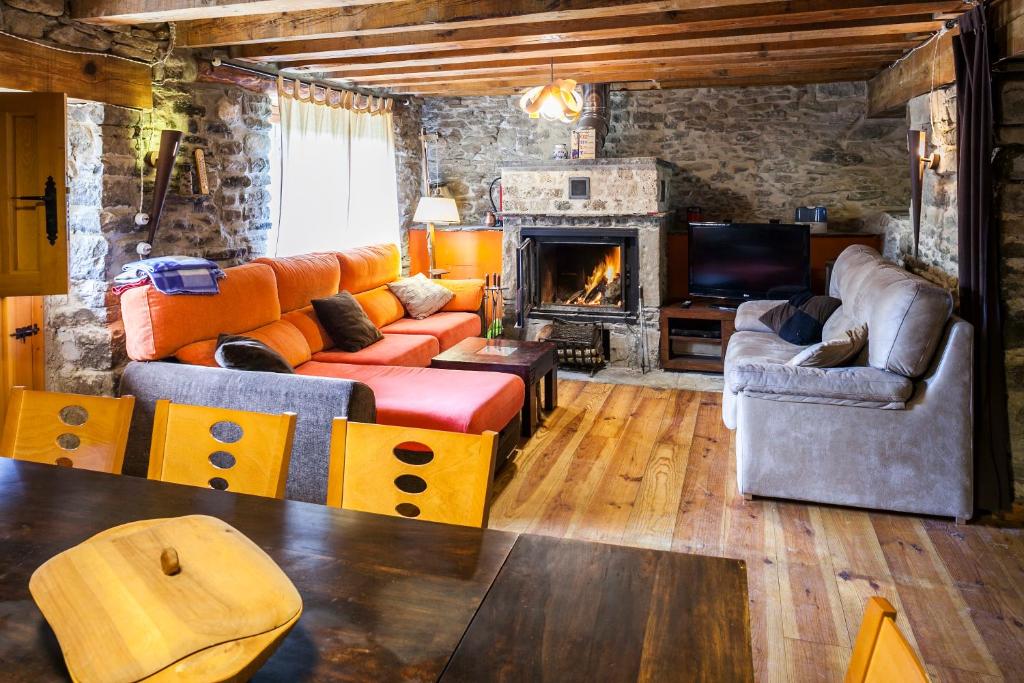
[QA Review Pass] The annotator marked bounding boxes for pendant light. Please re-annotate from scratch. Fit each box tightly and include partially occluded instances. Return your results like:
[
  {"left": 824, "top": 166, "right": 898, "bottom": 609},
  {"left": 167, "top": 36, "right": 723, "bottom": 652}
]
[{"left": 519, "top": 60, "right": 583, "bottom": 123}]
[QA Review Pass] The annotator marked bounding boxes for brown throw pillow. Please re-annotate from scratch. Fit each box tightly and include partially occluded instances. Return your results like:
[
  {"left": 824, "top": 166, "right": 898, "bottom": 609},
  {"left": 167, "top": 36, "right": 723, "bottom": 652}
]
[
  {"left": 312, "top": 291, "right": 384, "bottom": 352},
  {"left": 787, "top": 323, "right": 868, "bottom": 368},
  {"left": 387, "top": 273, "right": 454, "bottom": 319},
  {"left": 214, "top": 334, "right": 295, "bottom": 373}
]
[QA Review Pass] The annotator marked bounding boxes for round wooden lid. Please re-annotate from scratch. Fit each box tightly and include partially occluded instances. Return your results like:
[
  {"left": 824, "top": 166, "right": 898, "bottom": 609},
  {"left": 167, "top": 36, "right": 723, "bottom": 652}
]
[{"left": 29, "top": 515, "right": 302, "bottom": 683}]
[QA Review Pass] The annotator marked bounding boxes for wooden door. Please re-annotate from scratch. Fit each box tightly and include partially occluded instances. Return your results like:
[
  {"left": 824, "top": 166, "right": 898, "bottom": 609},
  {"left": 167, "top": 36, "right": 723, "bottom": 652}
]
[
  {"left": 0, "top": 93, "right": 68, "bottom": 297},
  {"left": 0, "top": 296, "right": 45, "bottom": 419}
]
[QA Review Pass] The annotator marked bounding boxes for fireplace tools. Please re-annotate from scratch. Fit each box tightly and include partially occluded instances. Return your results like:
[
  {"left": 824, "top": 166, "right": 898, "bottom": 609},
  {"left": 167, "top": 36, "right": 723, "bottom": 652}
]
[
  {"left": 638, "top": 284, "right": 649, "bottom": 374},
  {"left": 484, "top": 273, "right": 505, "bottom": 338}
]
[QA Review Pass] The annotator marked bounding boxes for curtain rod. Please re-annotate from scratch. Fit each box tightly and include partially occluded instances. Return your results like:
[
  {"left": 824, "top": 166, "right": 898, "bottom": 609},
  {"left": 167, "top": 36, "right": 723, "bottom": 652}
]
[{"left": 210, "top": 57, "right": 412, "bottom": 105}]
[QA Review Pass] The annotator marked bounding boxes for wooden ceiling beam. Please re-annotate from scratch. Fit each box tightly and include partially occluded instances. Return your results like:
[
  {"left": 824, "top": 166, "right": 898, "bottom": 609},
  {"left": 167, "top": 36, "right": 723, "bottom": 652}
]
[
  {"left": 229, "top": 0, "right": 967, "bottom": 62},
  {"left": 867, "top": 0, "right": 1022, "bottom": 117},
  {"left": 336, "top": 46, "right": 909, "bottom": 84},
  {"left": 369, "top": 56, "right": 895, "bottom": 89},
  {"left": 0, "top": 33, "right": 152, "bottom": 109},
  {"left": 70, "top": 0, "right": 395, "bottom": 25},
  {"left": 392, "top": 68, "right": 882, "bottom": 95},
  {"left": 287, "top": 21, "right": 942, "bottom": 74},
  {"left": 867, "top": 28, "right": 955, "bottom": 117},
  {"left": 178, "top": 0, "right": 784, "bottom": 46}
]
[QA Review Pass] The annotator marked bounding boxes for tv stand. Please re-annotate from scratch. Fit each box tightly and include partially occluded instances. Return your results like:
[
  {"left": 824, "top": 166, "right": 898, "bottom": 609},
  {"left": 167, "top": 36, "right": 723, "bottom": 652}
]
[{"left": 659, "top": 299, "right": 737, "bottom": 373}]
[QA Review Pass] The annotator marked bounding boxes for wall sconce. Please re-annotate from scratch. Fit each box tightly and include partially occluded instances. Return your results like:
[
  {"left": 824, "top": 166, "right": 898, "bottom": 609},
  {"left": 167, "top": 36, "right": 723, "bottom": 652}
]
[
  {"left": 136, "top": 129, "right": 183, "bottom": 256},
  {"left": 908, "top": 129, "right": 940, "bottom": 258}
]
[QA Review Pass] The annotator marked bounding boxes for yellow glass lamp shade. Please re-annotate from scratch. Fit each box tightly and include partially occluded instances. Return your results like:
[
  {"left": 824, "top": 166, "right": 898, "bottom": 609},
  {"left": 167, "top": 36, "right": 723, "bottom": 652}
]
[
  {"left": 519, "top": 79, "right": 583, "bottom": 123},
  {"left": 413, "top": 196, "right": 460, "bottom": 225}
]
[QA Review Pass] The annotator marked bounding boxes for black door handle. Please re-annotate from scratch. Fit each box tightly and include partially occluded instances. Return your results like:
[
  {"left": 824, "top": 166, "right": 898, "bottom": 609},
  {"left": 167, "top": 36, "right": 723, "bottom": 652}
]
[{"left": 15, "top": 176, "right": 58, "bottom": 246}]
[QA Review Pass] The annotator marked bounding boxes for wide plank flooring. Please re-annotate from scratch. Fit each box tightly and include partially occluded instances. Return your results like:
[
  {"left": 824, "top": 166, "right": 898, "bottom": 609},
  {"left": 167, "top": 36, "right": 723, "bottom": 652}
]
[{"left": 488, "top": 381, "right": 1024, "bottom": 682}]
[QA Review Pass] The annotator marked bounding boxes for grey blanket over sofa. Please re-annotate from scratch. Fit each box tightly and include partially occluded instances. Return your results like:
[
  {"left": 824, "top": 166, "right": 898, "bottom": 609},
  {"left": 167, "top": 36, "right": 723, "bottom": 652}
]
[{"left": 119, "top": 361, "right": 375, "bottom": 504}]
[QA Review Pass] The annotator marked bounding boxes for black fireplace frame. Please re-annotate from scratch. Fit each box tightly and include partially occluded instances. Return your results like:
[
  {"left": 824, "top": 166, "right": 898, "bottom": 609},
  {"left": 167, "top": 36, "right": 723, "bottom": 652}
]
[{"left": 518, "top": 226, "right": 640, "bottom": 324}]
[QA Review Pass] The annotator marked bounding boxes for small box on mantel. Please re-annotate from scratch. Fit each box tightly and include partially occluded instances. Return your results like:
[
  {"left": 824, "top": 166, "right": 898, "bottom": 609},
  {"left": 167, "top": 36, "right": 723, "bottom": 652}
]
[{"left": 575, "top": 128, "right": 597, "bottom": 159}]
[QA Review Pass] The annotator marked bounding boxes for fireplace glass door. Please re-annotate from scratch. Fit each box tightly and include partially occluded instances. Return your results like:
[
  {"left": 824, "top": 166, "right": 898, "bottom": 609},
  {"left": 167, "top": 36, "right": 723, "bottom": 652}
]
[{"left": 539, "top": 242, "right": 624, "bottom": 311}]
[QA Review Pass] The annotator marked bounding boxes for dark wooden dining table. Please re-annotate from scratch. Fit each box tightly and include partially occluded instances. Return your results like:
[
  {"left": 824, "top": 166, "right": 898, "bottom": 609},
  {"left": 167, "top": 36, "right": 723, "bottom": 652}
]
[{"left": 0, "top": 459, "right": 754, "bottom": 682}]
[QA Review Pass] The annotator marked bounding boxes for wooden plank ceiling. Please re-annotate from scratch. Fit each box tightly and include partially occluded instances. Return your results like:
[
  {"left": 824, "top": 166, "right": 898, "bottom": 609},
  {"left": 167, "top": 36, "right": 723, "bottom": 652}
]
[{"left": 73, "top": 0, "right": 973, "bottom": 96}]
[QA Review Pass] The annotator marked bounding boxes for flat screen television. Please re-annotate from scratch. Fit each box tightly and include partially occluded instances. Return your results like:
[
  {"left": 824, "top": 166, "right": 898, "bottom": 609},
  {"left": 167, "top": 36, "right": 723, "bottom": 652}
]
[{"left": 688, "top": 222, "right": 810, "bottom": 300}]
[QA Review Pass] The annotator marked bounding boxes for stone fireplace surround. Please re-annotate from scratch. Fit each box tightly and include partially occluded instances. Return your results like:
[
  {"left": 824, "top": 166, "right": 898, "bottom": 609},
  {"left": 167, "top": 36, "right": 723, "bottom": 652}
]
[{"left": 500, "top": 157, "right": 672, "bottom": 369}]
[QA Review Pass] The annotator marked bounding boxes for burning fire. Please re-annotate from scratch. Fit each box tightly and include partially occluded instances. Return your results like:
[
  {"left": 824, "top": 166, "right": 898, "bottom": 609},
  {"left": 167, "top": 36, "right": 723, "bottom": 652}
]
[{"left": 567, "top": 247, "right": 621, "bottom": 306}]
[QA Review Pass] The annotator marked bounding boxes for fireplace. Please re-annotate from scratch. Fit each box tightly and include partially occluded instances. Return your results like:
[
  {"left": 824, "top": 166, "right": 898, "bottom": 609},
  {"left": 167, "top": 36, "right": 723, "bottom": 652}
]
[
  {"left": 518, "top": 227, "right": 639, "bottom": 323},
  {"left": 501, "top": 157, "right": 671, "bottom": 369}
]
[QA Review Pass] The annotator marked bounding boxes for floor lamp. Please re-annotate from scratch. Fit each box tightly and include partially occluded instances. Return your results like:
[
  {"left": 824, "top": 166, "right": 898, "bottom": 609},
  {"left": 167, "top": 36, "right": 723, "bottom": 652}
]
[{"left": 413, "top": 196, "right": 460, "bottom": 278}]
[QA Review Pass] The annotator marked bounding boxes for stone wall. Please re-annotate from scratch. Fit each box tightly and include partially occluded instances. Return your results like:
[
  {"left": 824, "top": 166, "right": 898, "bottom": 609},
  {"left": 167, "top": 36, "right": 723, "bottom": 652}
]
[
  {"left": 0, "top": 0, "right": 168, "bottom": 60},
  {"left": 881, "top": 87, "right": 959, "bottom": 290},
  {"left": 36, "top": 45, "right": 274, "bottom": 394},
  {"left": 392, "top": 98, "right": 425, "bottom": 273},
  {"left": 0, "top": 2, "right": 275, "bottom": 395},
  {"left": 422, "top": 83, "right": 909, "bottom": 230},
  {"left": 995, "top": 72, "right": 1024, "bottom": 498}
]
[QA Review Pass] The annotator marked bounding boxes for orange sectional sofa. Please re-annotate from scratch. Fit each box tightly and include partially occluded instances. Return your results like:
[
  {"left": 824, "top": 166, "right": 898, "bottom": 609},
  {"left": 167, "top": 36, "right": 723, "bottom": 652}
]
[{"left": 120, "top": 244, "right": 525, "bottom": 437}]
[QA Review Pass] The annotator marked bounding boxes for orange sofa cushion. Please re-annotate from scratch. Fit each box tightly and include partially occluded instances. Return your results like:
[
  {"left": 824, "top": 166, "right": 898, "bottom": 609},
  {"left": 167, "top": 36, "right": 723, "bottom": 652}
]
[
  {"left": 254, "top": 253, "right": 340, "bottom": 313},
  {"left": 312, "top": 334, "right": 438, "bottom": 367},
  {"left": 175, "top": 340, "right": 219, "bottom": 367},
  {"left": 175, "top": 320, "right": 312, "bottom": 368},
  {"left": 335, "top": 244, "right": 400, "bottom": 294},
  {"left": 121, "top": 262, "right": 280, "bottom": 361},
  {"left": 295, "top": 361, "right": 524, "bottom": 434},
  {"left": 281, "top": 306, "right": 331, "bottom": 354},
  {"left": 246, "top": 320, "right": 312, "bottom": 366},
  {"left": 353, "top": 285, "right": 405, "bottom": 328},
  {"left": 438, "top": 279, "right": 484, "bottom": 312},
  {"left": 381, "top": 312, "right": 481, "bottom": 351}
]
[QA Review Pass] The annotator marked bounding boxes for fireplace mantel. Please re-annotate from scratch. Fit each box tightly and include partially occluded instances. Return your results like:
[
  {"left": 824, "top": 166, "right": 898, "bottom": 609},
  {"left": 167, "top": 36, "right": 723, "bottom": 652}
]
[{"left": 501, "top": 157, "right": 673, "bottom": 217}]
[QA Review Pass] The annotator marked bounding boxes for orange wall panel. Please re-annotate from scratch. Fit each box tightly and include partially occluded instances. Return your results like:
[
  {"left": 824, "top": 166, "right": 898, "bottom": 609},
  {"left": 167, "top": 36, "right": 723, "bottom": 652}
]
[{"left": 409, "top": 229, "right": 503, "bottom": 280}]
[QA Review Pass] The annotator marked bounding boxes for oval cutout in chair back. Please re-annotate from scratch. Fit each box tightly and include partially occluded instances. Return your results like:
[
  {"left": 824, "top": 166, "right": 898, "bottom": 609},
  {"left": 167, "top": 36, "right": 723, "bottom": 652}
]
[
  {"left": 394, "top": 474, "right": 427, "bottom": 494},
  {"left": 393, "top": 442, "right": 434, "bottom": 465}
]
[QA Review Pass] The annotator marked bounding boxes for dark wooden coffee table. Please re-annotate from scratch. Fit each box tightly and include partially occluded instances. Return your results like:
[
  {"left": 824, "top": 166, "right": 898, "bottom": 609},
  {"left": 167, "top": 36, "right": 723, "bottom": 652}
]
[{"left": 430, "top": 337, "right": 557, "bottom": 437}]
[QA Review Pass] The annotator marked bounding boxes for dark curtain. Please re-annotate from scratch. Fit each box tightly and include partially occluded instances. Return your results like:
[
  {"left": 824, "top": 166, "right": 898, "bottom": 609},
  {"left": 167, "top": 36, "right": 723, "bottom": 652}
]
[{"left": 954, "top": 3, "right": 1014, "bottom": 512}]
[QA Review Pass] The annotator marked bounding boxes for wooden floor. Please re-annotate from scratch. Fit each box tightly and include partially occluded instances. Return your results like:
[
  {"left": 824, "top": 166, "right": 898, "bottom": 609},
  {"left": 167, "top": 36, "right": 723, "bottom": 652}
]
[{"left": 488, "top": 381, "right": 1024, "bottom": 682}]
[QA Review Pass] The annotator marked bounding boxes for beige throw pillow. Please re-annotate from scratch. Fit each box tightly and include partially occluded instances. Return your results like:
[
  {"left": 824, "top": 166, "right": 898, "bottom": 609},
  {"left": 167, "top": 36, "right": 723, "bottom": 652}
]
[
  {"left": 787, "top": 323, "right": 868, "bottom": 368},
  {"left": 387, "top": 273, "right": 454, "bottom": 319}
]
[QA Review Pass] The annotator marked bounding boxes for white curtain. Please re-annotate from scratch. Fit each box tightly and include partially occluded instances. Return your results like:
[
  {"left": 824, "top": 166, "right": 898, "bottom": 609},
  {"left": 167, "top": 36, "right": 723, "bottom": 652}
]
[{"left": 272, "top": 95, "right": 399, "bottom": 256}]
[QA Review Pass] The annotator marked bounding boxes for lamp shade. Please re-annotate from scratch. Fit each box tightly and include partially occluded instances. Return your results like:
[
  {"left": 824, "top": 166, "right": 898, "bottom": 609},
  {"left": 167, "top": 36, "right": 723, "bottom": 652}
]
[{"left": 413, "top": 196, "right": 460, "bottom": 224}]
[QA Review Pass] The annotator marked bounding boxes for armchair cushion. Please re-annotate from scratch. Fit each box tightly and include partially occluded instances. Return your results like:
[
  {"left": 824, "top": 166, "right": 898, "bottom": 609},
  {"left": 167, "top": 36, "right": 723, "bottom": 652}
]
[
  {"left": 387, "top": 273, "right": 454, "bottom": 319},
  {"left": 312, "top": 291, "right": 384, "bottom": 352},
  {"left": 215, "top": 334, "right": 295, "bottom": 374},
  {"left": 438, "top": 278, "right": 485, "bottom": 312},
  {"left": 787, "top": 323, "right": 867, "bottom": 368},
  {"left": 758, "top": 292, "right": 841, "bottom": 345},
  {"left": 381, "top": 312, "right": 481, "bottom": 351},
  {"left": 728, "top": 362, "right": 913, "bottom": 407},
  {"left": 734, "top": 300, "right": 778, "bottom": 333}
]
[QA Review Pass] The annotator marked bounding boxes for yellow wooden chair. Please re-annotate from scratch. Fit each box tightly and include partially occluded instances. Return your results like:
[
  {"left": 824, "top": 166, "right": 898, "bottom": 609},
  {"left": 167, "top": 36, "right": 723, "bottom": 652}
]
[
  {"left": 326, "top": 418, "right": 498, "bottom": 528},
  {"left": 845, "top": 597, "right": 929, "bottom": 683},
  {"left": 0, "top": 387, "right": 135, "bottom": 473},
  {"left": 147, "top": 400, "right": 297, "bottom": 499}
]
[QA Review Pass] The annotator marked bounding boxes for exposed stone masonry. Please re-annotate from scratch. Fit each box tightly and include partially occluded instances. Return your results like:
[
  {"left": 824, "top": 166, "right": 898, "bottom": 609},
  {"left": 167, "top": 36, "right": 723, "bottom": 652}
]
[
  {"left": 392, "top": 98, "right": 425, "bottom": 273},
  {"left": 422, "top": 83, "right": 909, "bottom": 230},
  {"left": 0, "top": 0, "right": 169, "bottom": 61},
  {"left": 44, "top": 50, "right": 274, "bottom": 394},
  {"left": 881, "top": 88, "right": 959, "bottom": 290}
]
